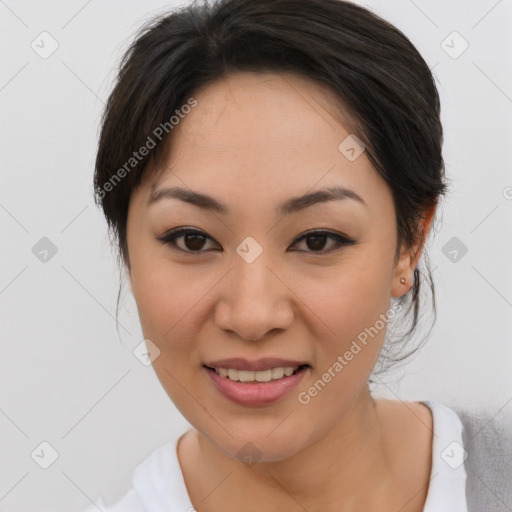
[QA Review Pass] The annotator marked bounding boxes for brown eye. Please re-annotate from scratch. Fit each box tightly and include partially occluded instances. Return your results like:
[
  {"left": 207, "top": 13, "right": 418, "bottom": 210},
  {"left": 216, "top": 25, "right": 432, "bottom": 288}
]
[
  {"left": 182, "top": 232, "right": 207, "bottom": 251},
  {"left": 157, "top": 228, "right": 220, "bottom": 254},
  {"left": 305, "top": 233, "right": 330, "bottom": 251},
  {"left": 291, "top": 230, "right": 355, "bottom": 253}
]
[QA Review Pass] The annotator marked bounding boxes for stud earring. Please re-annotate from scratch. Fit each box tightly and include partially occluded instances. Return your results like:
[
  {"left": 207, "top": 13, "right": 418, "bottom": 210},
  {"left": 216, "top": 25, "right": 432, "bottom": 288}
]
[{"left": 400, "top": 277, "right": 406, "bottom": 284}]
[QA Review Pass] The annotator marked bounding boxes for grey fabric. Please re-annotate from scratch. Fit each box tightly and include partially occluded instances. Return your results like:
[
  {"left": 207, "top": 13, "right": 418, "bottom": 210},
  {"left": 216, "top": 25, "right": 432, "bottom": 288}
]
[{"left": 450, "top": 404, "right": 512, "bottom": 511}]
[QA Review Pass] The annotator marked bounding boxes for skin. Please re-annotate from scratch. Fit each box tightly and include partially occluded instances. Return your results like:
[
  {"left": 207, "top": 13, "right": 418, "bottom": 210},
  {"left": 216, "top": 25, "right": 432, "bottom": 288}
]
[{"left": 126, "top": 71, "right": 437, "bottom": 512}]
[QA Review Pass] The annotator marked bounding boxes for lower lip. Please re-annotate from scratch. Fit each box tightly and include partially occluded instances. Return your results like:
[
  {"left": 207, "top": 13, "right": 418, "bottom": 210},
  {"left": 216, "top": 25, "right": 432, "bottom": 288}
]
[{"left": 204, "top": 366, "right": 310, "bottom": 407}]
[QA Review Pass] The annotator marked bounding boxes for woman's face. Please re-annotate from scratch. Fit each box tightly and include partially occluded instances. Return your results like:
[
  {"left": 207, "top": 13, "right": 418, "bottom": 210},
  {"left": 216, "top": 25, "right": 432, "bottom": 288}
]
[{"left": 126, "top": 71, "right": 415, "bottom": 462}]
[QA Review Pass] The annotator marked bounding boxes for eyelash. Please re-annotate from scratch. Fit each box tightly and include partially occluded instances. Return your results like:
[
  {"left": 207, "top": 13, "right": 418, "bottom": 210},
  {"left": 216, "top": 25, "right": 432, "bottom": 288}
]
[{"left": 156, "top": 228, "right": 355, "bottom": 255}]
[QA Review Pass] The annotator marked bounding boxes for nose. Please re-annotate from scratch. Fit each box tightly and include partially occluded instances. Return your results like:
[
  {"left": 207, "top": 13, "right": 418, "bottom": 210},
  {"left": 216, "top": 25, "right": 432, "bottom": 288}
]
[{"left": 214, "top": 249, "right": 294, "bottom": 341}]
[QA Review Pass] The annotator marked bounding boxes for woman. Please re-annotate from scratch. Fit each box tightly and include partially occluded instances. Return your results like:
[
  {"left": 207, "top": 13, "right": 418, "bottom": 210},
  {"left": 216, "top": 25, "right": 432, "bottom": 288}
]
[{"left": 85, "top": 0, "right": 511, "bottom": 510}]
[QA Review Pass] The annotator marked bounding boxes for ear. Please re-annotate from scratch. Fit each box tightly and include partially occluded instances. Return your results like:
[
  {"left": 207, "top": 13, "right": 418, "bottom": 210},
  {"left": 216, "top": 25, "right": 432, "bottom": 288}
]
[{"left": 391, "top": 201, "right": 437, "bottom": 298}]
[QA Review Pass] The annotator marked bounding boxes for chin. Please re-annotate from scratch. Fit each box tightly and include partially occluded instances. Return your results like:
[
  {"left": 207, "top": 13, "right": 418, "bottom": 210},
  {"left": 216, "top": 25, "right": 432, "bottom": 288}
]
[{"left": 204, "top": 424, "right": 309, "bottom": 465}]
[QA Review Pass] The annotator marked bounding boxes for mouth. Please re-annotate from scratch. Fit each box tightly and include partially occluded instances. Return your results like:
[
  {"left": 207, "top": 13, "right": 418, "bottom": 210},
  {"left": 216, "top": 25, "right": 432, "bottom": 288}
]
[
  {"left": 203, "top": 364, "right": 310, "bottom": 383},
  {"left": 203, "top": 361, "right": 311, "bottom": 407}
]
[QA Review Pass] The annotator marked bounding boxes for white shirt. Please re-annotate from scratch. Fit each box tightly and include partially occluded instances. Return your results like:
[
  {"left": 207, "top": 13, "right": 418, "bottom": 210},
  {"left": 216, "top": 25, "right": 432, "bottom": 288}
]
[{"left": 83, "top": 400, "right": 468, "bottom": 512}]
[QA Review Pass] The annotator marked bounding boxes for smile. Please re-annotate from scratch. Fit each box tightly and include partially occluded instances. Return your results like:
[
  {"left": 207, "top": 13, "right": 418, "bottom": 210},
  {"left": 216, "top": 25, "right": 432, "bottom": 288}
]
[
  {"left": 210, "top": 365, "right": 307, "bottom": 382},
  {"left": 204, "top": 364, "right": 311, "bottom": 407}
]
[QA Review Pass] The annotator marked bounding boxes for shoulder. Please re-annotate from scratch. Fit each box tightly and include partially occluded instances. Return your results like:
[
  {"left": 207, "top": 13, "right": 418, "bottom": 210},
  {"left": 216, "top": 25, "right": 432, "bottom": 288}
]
[
  {"left": 81, "top": 489, "right": 144, "bottom": 512},
  {"left": 80, "top": 434, "right": 193, "bottom": 512},
  {"left": 449, "top": 403, "right": 512, "bottom": 512},
  {"left": 373, "top": 398, "right": 434, "bottom": 448}
]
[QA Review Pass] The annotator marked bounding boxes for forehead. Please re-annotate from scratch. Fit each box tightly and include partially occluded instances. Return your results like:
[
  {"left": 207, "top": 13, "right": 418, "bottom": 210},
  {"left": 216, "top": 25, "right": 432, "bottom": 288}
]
[
  {"left": 141, "top": 71, "right": 393, "bottom": 219},
  {"left": 172, "top": 71, "right": 351, "bottom": 152}
]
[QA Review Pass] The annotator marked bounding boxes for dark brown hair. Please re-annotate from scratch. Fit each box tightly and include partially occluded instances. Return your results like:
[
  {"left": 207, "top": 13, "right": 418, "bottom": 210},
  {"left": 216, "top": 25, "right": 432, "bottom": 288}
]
[{"left": 93, "top": 0, "right": 449, "bottom": 376}]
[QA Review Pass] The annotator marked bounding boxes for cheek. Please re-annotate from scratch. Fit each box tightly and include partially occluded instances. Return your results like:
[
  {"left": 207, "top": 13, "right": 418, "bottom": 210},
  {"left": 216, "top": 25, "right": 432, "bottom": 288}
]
[
  {"left": 297, "top": 249, "right": 393, "bottom": 392},
  {"left": 129, "top": 251, "right": 208, "bottom": 351},
  {"left": 304, "top": 249, "right": 393, "bottom": 342},
  {"left": 295, "top": 278, "right": 389, "bottom": 428},
  {"left": 129, "top": 257, "right": 210, "bottom": 410}
]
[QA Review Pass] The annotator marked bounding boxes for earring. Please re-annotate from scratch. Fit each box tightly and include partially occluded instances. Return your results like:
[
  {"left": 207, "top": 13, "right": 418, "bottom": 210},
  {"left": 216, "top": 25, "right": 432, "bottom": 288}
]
[{"left": 400, "top": 277, "right": 406, "bottom": 284}]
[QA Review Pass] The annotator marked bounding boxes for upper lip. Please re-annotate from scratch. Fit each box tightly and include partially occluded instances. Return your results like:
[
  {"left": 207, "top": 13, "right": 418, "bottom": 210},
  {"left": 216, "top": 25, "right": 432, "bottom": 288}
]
[{"left": 204, "top": 357, "right": 310, "bottom": 371}]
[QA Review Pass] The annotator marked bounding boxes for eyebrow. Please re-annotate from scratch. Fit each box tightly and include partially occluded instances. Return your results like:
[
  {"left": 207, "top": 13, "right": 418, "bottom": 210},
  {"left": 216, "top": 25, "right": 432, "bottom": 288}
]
[{"left": 148, "top": 185, "right": 367, "bottom": 216}]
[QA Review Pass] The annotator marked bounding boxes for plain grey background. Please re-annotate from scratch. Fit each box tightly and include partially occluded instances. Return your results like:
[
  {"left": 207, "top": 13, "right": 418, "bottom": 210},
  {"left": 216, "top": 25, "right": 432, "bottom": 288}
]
[{"left": 1, "top": 0, "right": 511, "bottom": 510}]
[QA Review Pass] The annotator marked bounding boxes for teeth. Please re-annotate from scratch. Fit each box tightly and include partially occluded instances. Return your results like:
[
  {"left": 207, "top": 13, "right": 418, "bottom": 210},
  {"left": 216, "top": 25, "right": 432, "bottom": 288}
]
[{"left": 214, "top": 366, "right": 300, "bottom": 382}]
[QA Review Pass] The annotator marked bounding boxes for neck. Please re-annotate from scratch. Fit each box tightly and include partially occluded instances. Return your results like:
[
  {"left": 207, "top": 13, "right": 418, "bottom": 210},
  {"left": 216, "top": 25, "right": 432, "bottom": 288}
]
[{"left": 191, "top": 386, "right": 400, "bottom": 511}]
